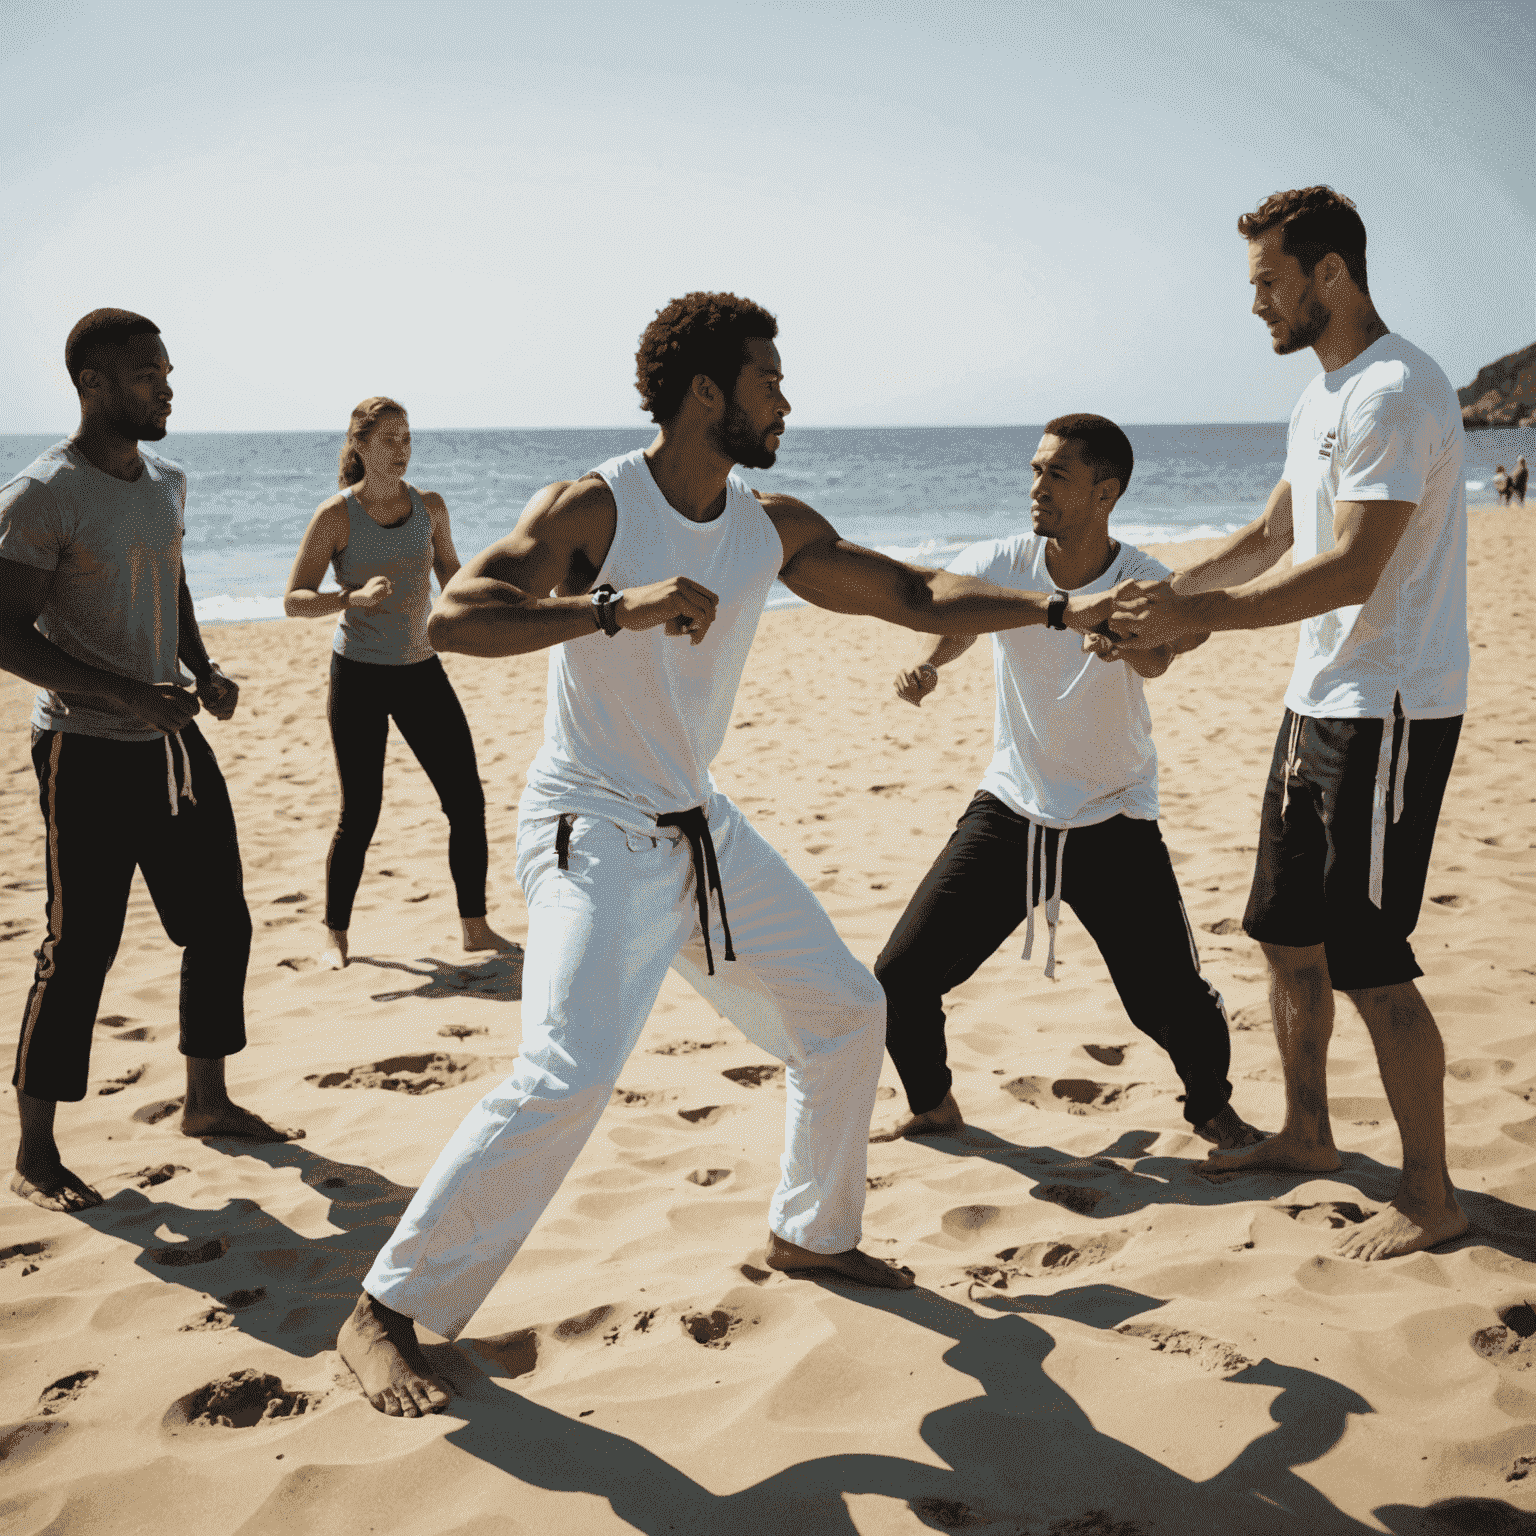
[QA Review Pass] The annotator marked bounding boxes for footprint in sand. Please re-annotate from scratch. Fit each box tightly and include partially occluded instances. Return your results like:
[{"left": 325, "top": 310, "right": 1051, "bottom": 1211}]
[
  {"left": 867, "top": 1174, "right": 896, "bottom": 1191},
  {"left": 1429, "top": 893, "right": 1466, "bottom": 908},
  {"left": 721, "top": 1064, "right": 786, "bottom": 1089},
  {"left": 875, "top": 1086, "right": 897, "bottom": 1100},
  {"left": 1472, "top": 1303, "right": 1536, "bottom": 1372},
  {"left": 148, "top": 1235, "right": 230, "bottom": 1268},
  {"left": 1002, "top": 1076, "right": 1151, "bottom": 1115},
  {"left": 0, "top": 918, "right": 31, "bottom": 943},
  {"left": 648, "top": 1039, "right": 730, "bottom": 1056},
  {"left": 1032, "top": 1185, "right": 1113, "bottom": 1216},
  {"left": 0, "top": 1240, "right": 51, "bottom": 1276},
  {"left": 686, "top": 1168, "right": 732, "bottom": 1187},
  {"left": 438, "top": 1022, "right": 488, "bottom": 1039},
  {"left": 278, "top": 955, "right": 318, "bottom": 972},
  {"left": 306, "top": 1053, "right": 489, "bottom": 1095},
  {"left": 128, "top": 1164, "right": 188, "bottom": 1189},
  {"left": 181, "top": 1306, "right": 236, "bottom": 1332},
  {"left": 1081, "top": 1045, "right": 1129, "bottom": 1067},
  {"left": 37, "top": 1370, "right": 98, "bottom": 1416},
  {"left": 554, "top": 1305, "right": 616, "bottom": 1341},
  {"left": 677, "top": 1104, "right": 737, "bottom": 1127},
  {"left": 681, "top": 1306, "right": 749, "bottom": 1348},
  {"left": 1229, "top": 1003, "right": 1272, "bottom": 1032},
  {"left": 1201, "top": 917, "right": 1245, "bottom": 936},
  {"left": 1114, "top": 1322, "right": 1256, "bottom": 1376},
  {"left": 97, "top": 1064, "right": 146, "bottom": 1096},
  {"left": 96, "top": 1015, "right": 133, "bottom": 1029},
  {"left": 611, "top": 1086, "right": 675, "bottom": 1108},
  {"left": 471, "top": 1328, "right": 539, "bottom": 1379},
  {"left": 739, "top": 1263, "right": 774, "bottom": 1285},
  {"left": 968, "top": 1231, "right": 1133, "bottom": 1290},
  {"left": 1276, "top": 1200, "right": 1376, "bottom": 1230},
  {"left": 132, "top": 1096, "right": 184, "bottom": 1125},
  {"left": 164, "top": 1369, "right": 318, "bottom": 1430},
  {"left": 115, "top": 1025, "right": 171, "bottom": 1043}
]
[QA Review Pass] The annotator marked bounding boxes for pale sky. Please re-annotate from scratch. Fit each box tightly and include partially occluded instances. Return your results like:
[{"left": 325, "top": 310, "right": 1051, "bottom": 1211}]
[{"left": 4, "top": 0, "right": 1532, "bottom": 432}]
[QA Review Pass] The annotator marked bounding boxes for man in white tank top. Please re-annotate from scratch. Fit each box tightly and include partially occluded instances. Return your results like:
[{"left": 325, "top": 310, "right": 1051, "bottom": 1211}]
[
  {"left": 338, "top": 293, "right": 1124, "bottom": 1416},
  {"left": 1111, "top": 188, "right": 1470, "bottom": 1264}
]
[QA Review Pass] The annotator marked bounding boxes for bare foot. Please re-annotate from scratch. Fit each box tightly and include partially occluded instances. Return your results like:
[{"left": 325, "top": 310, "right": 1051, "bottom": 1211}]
[
  {"left": 181, "top": 1102, "right": 304, "bottom": 1142},
  {"left": 9, "top": 1163, "right": 104, "bottom": 1212},
  {"left": 764, "top": 1231, "right": 915, "bottom": 1289},
  {"left": 337, "top": 1292, "right": 454, "bottom": 1417},
  {"left": 869, "top": 1090, "right": 965, "bottom": 1143},
  {"left": 1193, "top": 1104, "right": 1268, "bottom": 1152},
  {"left": 1334, "top": 1196, "right": 1469, "bottom": 1261},
  {"left": 461, "top": 917, "right": 518, "bottom": 955},
  {"left": 1196, "top": 1128, "right": 1342, "bottom": 1180},
  {"left": 322, "top": 928, "right": 349, "bottom": 970}
]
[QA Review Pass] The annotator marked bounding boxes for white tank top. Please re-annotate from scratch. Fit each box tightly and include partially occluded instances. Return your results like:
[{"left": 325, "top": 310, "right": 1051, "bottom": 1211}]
[{"left": 519, "top": 448, "right": 782, "bottom": 832}]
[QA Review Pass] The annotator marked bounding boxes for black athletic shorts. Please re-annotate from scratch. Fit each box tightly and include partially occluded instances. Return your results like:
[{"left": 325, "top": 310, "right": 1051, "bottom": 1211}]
[{"left": 1242, "top": 706, "right": 1462, "bottom": 992}]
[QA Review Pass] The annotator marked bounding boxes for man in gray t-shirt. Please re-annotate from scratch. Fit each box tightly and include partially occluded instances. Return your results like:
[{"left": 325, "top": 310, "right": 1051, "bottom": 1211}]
[{"left": 0, "top": 308, "right": 301, "bottom": 1214}]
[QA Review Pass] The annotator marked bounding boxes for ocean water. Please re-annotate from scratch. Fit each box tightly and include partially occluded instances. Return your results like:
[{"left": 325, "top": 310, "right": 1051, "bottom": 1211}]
[{"left": 2, "top": 423, "right": 1529, "bottom": 623}]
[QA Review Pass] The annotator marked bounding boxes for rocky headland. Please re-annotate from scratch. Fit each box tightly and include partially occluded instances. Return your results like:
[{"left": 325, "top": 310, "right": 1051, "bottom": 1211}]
[{"left": 1459, "top": 341, "right": 1536, "bottom": 428}]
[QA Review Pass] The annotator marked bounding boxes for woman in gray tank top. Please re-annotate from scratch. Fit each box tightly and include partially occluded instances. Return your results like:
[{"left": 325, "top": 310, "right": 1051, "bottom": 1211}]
[{"left": 284, "top": 397, "right": 513, "bottom": 969}]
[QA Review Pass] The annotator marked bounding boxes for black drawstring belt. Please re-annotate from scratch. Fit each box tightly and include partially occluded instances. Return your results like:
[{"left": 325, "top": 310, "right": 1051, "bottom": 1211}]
[{"left": 655, "top": 806, "right": 736, "bottom": 976}]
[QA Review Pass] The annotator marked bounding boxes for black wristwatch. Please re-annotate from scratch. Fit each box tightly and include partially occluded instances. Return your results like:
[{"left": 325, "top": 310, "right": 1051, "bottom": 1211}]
[
  {"left": 590, "top": 583, "right": 623, "bottom": 638},
  {"left": 1046, "top": 589, "right": 1069, "bottom": 631}
]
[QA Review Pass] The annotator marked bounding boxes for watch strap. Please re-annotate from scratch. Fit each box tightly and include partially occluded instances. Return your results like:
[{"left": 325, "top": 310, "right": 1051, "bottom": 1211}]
[{"left": 1047, "top": 589, "right": 1069, "bottom": 631}]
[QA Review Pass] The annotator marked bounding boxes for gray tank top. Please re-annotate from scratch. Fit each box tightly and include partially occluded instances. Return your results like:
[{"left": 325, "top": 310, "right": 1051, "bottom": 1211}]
[{"left": 332, "top": 485, "right": 436, "bottom": 665}]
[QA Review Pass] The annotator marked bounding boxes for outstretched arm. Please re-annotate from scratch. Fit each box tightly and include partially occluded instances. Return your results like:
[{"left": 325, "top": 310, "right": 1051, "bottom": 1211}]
[
  {"left": 1169, "top": 478, "right": 1294, "bottom": 596},
  {"left": 768, "top": 497, "right": 1113, "bottom": 635},
  {"left": 1112, "top": 497, "right": 1416, "bottom": 646},
  {"left": 427, "top": 479, "right": 720, "bottom": 658}
]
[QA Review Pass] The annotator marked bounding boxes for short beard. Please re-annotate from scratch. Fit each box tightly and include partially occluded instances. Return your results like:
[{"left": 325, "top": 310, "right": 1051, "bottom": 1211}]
[
  {"left": 1272, "top": 281, "right": 1331, "bottom": 355},
  {"left": 711, "top": 396, "right": 777, "bottom": 470}
]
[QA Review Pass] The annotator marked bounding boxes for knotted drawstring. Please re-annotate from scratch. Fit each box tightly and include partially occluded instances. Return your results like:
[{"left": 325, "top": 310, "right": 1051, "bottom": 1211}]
[
  {"left": 656, "top": 806, "right": 736, "bottom": 976},
  {"left": 1020, "top": 820, "right": 1069, "bottom": 979},
  {"left": 163, "top": 730, "right": 197, "bottom": 816},
  {"left": 1368, "top": 708, "right": 1410, "bottom": 910}
]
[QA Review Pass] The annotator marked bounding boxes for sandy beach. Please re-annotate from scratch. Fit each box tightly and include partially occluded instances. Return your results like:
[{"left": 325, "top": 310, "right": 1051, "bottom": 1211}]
[{"left": 1, "top": 511, "right": 1533, "bottom": 1536}]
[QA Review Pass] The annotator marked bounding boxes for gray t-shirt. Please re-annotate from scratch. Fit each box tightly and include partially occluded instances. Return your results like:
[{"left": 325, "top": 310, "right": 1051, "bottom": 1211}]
[{"left": 0, "top": 440, "right": 187, "bottom": 741}]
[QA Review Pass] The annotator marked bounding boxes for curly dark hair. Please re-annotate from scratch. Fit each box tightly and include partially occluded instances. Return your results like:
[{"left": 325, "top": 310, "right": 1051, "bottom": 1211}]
[
  {"left": 635, "top": 292, "right": 778, "bottom": 423},
  {"left": 64, "top": 308, "right": 161, "bottom": 388},
  {"left": 1043, "top": 413, "right": 1134, "bottom": 497},
  {"left": 1238, "top": 186, "right": 1369, "bottom": 294}
]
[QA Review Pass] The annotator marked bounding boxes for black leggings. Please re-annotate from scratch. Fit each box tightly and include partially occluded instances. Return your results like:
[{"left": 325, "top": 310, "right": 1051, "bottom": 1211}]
[
  {"left": 325, "top": 652, "right": 487, "bottom": 932},
  {"left": 875, "top": 791, "right": 1233, "bottom": 1126}
]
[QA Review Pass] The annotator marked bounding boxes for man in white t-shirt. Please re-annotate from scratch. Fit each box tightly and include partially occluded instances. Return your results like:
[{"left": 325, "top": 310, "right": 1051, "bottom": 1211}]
[
  {"left": 874, "top": 414, "right": 1263, "bottom": 1152},
  {"left": 1111, "top": 187, "right": 1470, "bottom": 1262}
]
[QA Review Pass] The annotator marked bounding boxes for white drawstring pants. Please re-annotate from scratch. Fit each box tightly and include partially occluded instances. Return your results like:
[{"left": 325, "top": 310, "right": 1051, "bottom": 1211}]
[{"left": 363, "top": 790, "right": 886, "bottom": 1340}]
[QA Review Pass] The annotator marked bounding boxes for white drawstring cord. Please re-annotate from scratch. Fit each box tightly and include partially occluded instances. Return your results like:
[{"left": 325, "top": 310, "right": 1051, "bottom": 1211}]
[
  {"left": 163, "top": 731, "right": 197, "bottom": 816},
  {"left": 1368, "top": 712, "right": 1410, "bottom": 909},
  {"left": 1020, "top": 820, "right": 1068, "bottom": 979},
  {"left": 1279, "top": 711, "right": 1303, "bottom": 819}
]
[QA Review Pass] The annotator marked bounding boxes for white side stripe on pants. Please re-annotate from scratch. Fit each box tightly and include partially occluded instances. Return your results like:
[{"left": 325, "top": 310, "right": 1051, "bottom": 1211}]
[{"left": 15, "top": 733, "right": 65, "bottom": 1095}]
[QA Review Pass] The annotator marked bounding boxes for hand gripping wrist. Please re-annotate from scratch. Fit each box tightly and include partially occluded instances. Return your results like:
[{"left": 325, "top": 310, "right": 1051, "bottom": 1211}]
[{"left": 916, "top": 662, "right": 938, "bottom": 682}]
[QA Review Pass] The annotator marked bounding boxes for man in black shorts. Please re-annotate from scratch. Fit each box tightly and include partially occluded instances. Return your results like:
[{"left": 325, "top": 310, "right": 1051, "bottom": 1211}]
[
  {"left": 0, "top": 309, "right": 301, "bottom": 1212},
  {"left": 1112, "top": 188, "right": 1470, "bottom": 1261}
]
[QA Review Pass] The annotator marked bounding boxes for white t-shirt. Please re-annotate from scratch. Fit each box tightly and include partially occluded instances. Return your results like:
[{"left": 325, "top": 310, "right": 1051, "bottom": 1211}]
[
  {"left": 947, "top": 533, "right": 1171, "bottom": 829},
  {"left": 1282, "top": 333, "right": 1467, "bottom": 719},
  {"left": 0, "top": 441, "right": 187, "bottom": 742}
]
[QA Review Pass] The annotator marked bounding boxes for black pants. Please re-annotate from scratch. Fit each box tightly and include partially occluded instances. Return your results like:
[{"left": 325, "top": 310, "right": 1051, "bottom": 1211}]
[
  {"left": 325, "top": 652, "right": 488, "bottom": 932},
  {"left": 14, "top": 723, "right": 251, "bottom": 1103},
  {"left": 875, "top": 791, "right": 1233, "bottom": 1126}
]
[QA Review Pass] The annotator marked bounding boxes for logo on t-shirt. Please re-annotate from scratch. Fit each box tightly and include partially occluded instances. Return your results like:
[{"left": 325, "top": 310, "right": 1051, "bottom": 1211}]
[{"left": 1317, "top": 429, "right": 1337, "bottom": 461}]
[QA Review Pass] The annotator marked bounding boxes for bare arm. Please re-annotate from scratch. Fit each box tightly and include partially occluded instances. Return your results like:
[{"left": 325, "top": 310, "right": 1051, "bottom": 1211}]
[
  {"left": 894, "top": 633, "right": 978, "bottom": 707},
  {"left": 1112, "top": 499, "right": 1417, "bottom": 646},
  {"left": 769, "top": 497, "right": 1114, "bottom": 635},
  {"left": 427, "top": 479, "right": 721, "bottom": 658},
  {"left": 1168, "top": 479, "right": 1294, "bottom": 596},
  {"left": 285, "top": 499, "right": 361, "bottom": 618},
  {"left": 424, "top": 491, "right": 461, "bottom": 587},
  {"left": 0, "top": 557, "right": 198, "bottom": 733}
]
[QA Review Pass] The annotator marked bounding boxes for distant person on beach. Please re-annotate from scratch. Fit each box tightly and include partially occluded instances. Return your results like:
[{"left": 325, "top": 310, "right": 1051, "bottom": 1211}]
[
  {"left": 284, "top": 398, "right": 514, "bottom": 970},
  {"left": 1109, "top": 186, "right": 1470, "bottom": 1262},
  {"left": 872, "top": 414, "right": 1264, "bottom": 1152},
  {"left": 1494, "top": 465, "right": 1511, "bottom": 504},
  {"left": 336, "top": 291, "right": 1126, "bottom": 1416},
  {"left": 0, "top": 308, "right": 301, "bottom": 1212},
  {"left": 1513, "top": 457, "right": 1527, "bottom": 506}
]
